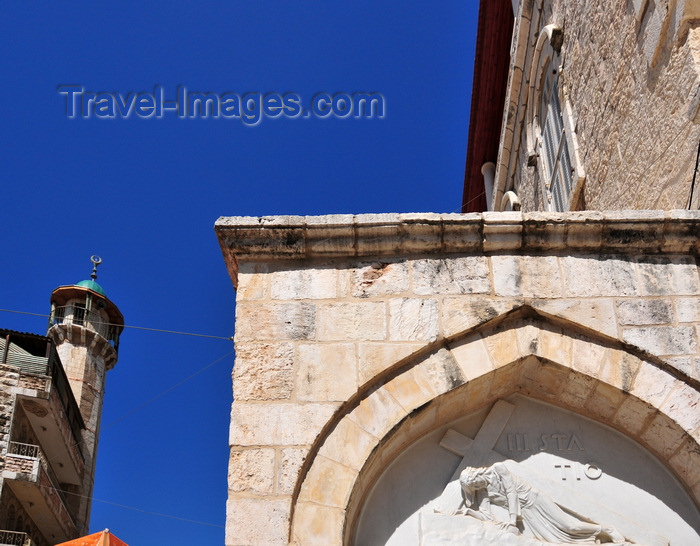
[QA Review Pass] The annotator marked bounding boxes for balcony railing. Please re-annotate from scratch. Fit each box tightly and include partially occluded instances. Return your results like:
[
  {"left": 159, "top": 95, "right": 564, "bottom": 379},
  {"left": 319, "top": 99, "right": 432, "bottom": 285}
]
[
  {"left": 0, "top": 530, "right": 29, "bottom": 546},
  {"left": 8, "top": 441, "right": 40, "bottom": 459},
  {"left": 51, "top": 305, "right": 120, "bottom": 351},
  {"left": 7, "top": 442, "right": 72, "bottom": 518}
]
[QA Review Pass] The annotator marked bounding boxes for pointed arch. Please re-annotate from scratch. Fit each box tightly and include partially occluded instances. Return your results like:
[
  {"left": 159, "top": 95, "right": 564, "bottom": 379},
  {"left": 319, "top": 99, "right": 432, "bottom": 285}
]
[{"left": 289, "top": 310, "right": 700, "bottom": 545}]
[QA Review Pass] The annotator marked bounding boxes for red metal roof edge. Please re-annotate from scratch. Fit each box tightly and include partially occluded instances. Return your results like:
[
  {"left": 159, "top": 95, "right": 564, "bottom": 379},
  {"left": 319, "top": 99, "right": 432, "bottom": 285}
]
[{"left": 462, "top": 0, "right": 514, "bottom": 212}]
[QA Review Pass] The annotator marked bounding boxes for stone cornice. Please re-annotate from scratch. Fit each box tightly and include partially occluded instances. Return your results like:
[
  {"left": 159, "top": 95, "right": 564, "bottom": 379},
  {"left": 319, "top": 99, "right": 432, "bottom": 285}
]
[
  {"left": 216, "top": 211, "right": 700, "bottom": 288},
  {"left": 217, "top": 209, "right": 697, "bottom": 256}
]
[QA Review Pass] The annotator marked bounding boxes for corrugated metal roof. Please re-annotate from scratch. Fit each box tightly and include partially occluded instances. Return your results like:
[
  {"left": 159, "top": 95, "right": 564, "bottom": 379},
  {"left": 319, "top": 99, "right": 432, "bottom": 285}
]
[{"left": 0, "top": 336, "right": 49, "bottom": 374}]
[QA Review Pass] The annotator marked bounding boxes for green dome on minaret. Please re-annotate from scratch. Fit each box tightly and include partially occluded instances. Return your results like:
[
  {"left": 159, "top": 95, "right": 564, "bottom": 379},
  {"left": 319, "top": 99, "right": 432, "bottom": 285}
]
[{"left": 75, "top": 278, "right": 106, "bottom": 296}]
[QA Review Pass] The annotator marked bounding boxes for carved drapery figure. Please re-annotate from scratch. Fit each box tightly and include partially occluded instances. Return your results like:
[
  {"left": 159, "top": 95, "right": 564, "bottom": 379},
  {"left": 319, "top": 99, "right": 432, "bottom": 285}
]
[{"left": 457, "top": 462, "right": 629, "bottom": 544}]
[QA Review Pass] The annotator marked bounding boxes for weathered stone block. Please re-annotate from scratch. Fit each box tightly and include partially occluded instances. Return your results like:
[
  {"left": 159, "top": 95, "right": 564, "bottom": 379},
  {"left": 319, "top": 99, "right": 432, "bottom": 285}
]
[
  {"left": 634, "top": 256, "right": 700, "bottom": 296},
  {"left": 354, "top": 213, "right": 402, "bottom": 256},
  {"left": 569, "top": 337, "right": 606, "bottom": 377},
  {"left": 291, "top": 503, "right": 344, "bottom": 546},
  {"left": 417, "top": 348, "right": 465, "bottom": 396},
  {"left": 413, "top": 257, "right": 491, "bottom": 295},
  {"left": 278, "top": 447, "right": 308, "bottom": 495},
  {"left": 482, "top": 212, "right": 523, "bottom": 251},
  {"left": 298, "top": 455, "right": 358, "bottom": 508},
  {"left": 295, "top": 343, "right": 357, "bottom": 402},
  {"left": 623, "top": 325, "right": 698, "bottom": 355},
  {"left": 388, "top": 298, "right": 439, "bottom": 341},
  {"left": 304, "top": 214, "right": 354, "bottom": 257},
  {"left": 676, "top": 297, "right": 700, "bottom": 323},
  {"left": 351, "top": 261, "right": 409, "bottom": 298},
  {"left": 598, "top": 350, "right": 640, "bottom": 393},
  {"left": 225, "top": 497, "right": 291, "bottom": 546},
  {"left": 383, "top": 366, "right": 436, "bottom": 413},
  {"left": 535, "top": 327, "right": 574, "bottom": 368},
  {"left": 492, "top": 255, "right": 563, "bottom": 298},
  {"left": 667, "top": 356, "right": 700, "bottom": 381},
  {"left": 641, "top": 412, "right": 686, "bottom": 459},
  {"left": 668, "top": 436, "right": 700, "bottom": 490},
  {"left": 442, "top": 296, "right": 523, "bottom": 337},
  {"left": 630, "top": 363, "right": 677, "bottom": 407},
  {"left": 348, "top": 386, "right": 408, "bottom": 439},
  {"left": 236, "top": 262, "right": 267, "bottom": 301},
  {"left": 586, "top": 382, "right": 626, "bottom": 421},
  {"left": 489, "top": 357, "right": 529, "bottom": 398},
  {"left": 530, "top": 359, "right": 571, "bottom": 399},
  {"left": 317, "top": 302, "right": 386, "bottom": 341},
  {"left": 561, "top": 256, "right": 638, "bottom": 297},
  {"left": 318, "top": 418, "right": 378, "bottom": 470},
  {"left": 616, "top": 299, "right": 674, "bottom": 325},
  {"left": 612, "top": 395, "right": 656, "bottom": 436},
  {"left": 270, "top": 266, "right": 337, "bottom": 300},
  {"left": 522, "top": 214, "right": 567, "bottom": 250},
  {"left": 230, "top": 403, "right": 337, "bottom": 446},
  {"left": 234, "top": 302, "right": 316, "bottom": 341},
  {"left": 532, "top": 298, "right": 617, "bottom": 337},
  {"left": 512, "top": 323, "right": 540, "bottom": 360},
  {"left": 233, "top": 342, "right": 294, "bottom": 400},
  {"left": 228, "top": 448, "right": 276, "bottom": 495},
  {"left": 450, "top": 334, "right": 493, "bottom": 381},
  {"left": 357, "top": 342, "right": 423, "bottom": 384},
  {"left": 660, "top": 383, "right": 700, "bottom": 437},
  {"left": 441, "top": 214, "right": 483, "bottom": 252},
  {"left": 397, "top": 214, "right": 442, "bottom": 253},
  {"left": 559, "top": 370, "right": 598, "bottom": 409}
]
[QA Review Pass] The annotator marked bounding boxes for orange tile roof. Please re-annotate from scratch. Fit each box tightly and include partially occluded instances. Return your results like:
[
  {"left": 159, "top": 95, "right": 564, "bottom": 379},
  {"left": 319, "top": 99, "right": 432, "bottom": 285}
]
[{"left": 55, "top": 529, "right": 128, "bottom": 546}]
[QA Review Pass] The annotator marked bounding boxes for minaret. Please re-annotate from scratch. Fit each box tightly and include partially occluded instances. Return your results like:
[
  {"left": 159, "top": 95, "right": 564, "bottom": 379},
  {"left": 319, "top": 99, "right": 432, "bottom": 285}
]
[{"left": 47, "top": 256, "right": 124, "bottom": 534}]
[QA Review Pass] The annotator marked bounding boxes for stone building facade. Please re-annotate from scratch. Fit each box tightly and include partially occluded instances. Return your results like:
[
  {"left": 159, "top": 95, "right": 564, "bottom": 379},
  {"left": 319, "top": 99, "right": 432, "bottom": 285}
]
[
  {"left": 216, "top": 211, "right": 700, "bottom": 545},
  {"left": 464, "top": 0, "right": 700, "bottom": 212},
  {"left": 0, "top": 268, "right": 123, "bottom": 545},
  {"left": 219, "top": 0, "right": 700, "bottom": 543}
]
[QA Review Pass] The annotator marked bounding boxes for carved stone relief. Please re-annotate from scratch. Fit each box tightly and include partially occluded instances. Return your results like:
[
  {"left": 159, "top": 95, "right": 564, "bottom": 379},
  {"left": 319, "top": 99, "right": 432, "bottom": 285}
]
[{"left": 354, "top": 396, "right": 700, "bottom": 545}]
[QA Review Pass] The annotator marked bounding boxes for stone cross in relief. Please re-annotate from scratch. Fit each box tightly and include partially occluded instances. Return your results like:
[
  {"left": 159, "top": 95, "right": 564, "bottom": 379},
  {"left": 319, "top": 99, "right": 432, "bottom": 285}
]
[{"left": 431, "top": 399, "right": 515, "bottom": 514}]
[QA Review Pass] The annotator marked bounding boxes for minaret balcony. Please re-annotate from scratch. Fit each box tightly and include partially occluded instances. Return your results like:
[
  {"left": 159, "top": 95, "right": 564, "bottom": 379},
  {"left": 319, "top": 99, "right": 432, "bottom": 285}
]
[
  {"left": 50, "top": 305, "right": 120, "bottom": 353},
  {"left": 2, "top": 443, "right": 77, "bottom": 543}
]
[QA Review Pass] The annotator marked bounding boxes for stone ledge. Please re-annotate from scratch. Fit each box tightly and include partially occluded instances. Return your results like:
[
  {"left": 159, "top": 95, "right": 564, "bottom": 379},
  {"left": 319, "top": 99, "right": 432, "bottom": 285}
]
[{"left": 215, "top": 211, "right": 700, "bottom": 285}]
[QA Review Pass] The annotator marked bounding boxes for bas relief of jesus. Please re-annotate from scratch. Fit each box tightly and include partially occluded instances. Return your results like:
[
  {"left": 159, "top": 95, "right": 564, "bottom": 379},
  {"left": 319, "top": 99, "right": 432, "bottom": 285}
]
[{"left": 455, "top": 462, "right": 631, "bottom": 544}]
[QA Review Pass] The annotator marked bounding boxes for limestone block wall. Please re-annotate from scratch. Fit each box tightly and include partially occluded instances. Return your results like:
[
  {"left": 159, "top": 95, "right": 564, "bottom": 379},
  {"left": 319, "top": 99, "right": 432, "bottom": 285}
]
[
  {"left": 0, "top": 365, "right": 20, "bottom": 498},
  {"left": 496, "top": 0, "right": 700, "bottom": 211},
  {"left": 216, "top": 212, "right": 700, "bottom": 545}
]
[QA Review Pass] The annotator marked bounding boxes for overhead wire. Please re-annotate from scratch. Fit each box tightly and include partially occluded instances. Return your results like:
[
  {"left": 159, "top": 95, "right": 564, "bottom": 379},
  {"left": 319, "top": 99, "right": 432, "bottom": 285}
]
[
  {"left": 37, "top": 482, "right": 225, "bottom": 529},
  {"left": 30, "top": 347, "right": 234, "bottom": 529},
  {"left": 0, "top": 308, "right": 234, "bottom": 341},
  {"left": 0, "top": 307, "right": 234, "bottom": 529},
  {"left": 101, "top": 349, "right": 233, "bottom": 431}
]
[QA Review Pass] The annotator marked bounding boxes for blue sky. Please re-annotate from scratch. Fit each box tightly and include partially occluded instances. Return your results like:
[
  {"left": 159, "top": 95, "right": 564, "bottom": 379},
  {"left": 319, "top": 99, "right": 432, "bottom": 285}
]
[{"left": 1, "top": 2, "right": 478, "bottom": 544}]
